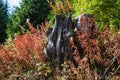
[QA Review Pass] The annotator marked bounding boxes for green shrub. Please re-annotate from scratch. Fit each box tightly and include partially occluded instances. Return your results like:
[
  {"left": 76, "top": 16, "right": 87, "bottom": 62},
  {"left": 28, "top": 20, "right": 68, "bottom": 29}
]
[{"left": 71, "top": 0, "right": 120, "bottom": 31}]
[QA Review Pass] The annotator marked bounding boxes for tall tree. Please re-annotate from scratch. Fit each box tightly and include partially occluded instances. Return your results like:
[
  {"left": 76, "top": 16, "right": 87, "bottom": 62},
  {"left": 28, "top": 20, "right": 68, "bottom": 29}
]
[
  {"left": 7, "top": 0, "right": 50, "bottom": 38},
  {"left": 0, "top": 0, "right": 8, "bottom": 43}
]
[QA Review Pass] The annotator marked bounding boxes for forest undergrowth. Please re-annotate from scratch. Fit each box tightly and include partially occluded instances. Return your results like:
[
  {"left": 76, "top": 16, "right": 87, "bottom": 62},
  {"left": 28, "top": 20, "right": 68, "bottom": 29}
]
[{"left": 0, "top": 17, "right": 120, "bottom": 80}]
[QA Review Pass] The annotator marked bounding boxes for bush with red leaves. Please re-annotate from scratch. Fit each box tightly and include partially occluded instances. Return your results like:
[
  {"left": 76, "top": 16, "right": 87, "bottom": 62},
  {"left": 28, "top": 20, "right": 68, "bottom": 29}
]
[
  {"left": 0, "top": 21, "right": 48, "bottom": 79},
  {"left": 67, "top": 14, "right": 120, "bottom": 80}
]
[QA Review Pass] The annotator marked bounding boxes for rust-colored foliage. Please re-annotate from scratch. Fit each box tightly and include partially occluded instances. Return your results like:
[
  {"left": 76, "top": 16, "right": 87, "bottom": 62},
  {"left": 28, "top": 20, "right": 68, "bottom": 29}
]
[
  {"left": 0, "top": 45, "right": 11, "bottom": 78},
  {"left": 98, "top": 28, "right": 120, "bottom": 79},
  {"left": 47, "top": 0, "right": 72, "bottom": 15},
  {"left": 67, "top": 15, "right": 120, "bottom": 80},
  {"left": 0, "top": 21, "right": 48, "bottom": 79},
  {"left": 0, "top": 45, "right": 10, "bottom": 62},
  {"left": 67, "top": 15, "right": 101, "bottom": 80}
]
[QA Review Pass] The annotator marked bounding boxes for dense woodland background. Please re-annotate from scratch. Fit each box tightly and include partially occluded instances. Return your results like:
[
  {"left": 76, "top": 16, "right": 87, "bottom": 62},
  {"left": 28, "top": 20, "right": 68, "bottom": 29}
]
[{"left": 0, "top": 0, "right": 120, "bottom": 79}]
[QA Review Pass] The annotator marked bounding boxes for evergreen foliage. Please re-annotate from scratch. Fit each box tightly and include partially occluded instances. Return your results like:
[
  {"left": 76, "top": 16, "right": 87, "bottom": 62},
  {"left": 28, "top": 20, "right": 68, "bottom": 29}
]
[
  {"left": 0, "top": 0, "right": 8, "bottom": 43},
  {"left": 6, "top": 0, "right": 50, "bottom": 38}
]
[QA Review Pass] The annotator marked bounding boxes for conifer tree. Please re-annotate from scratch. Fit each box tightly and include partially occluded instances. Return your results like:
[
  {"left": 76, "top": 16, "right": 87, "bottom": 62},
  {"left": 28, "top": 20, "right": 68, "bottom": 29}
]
[
  {"left": 0, "top": 0, "right": 8, "bottom": 43},
  {"left": 7, "top": 0, "right": 50, "bottom": 38}
]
